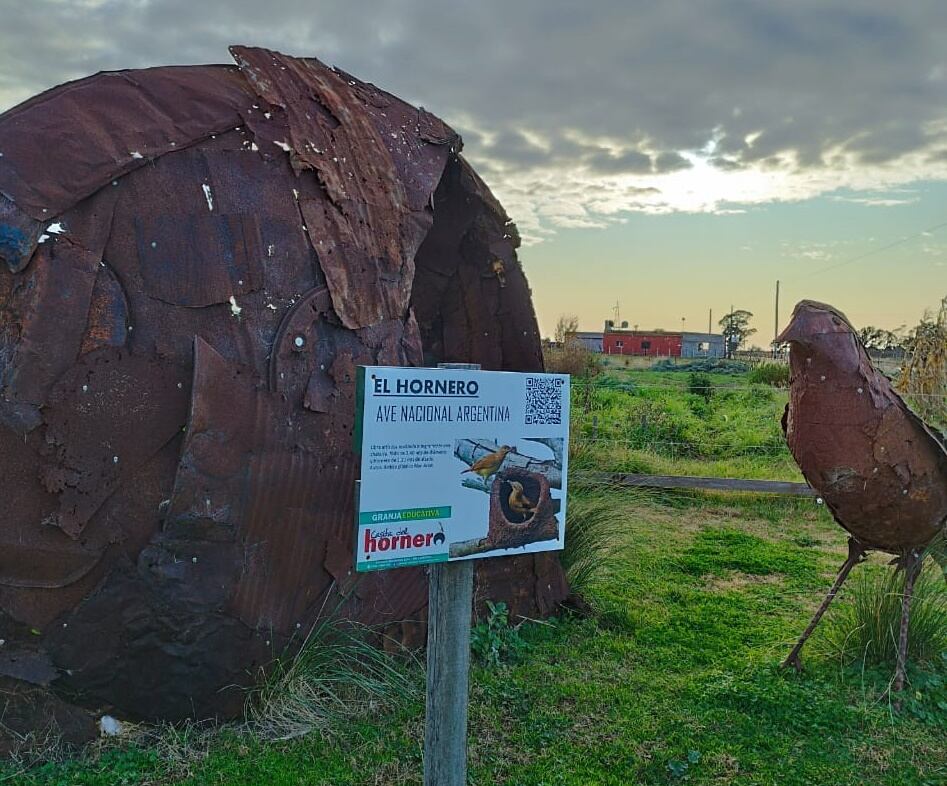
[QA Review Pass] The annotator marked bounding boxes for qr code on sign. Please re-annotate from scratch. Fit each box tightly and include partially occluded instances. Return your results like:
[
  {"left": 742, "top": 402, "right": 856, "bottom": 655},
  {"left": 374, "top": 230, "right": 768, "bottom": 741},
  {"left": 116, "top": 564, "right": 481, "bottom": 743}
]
[{"left": 525, "top": 377, "right": 565, "bottom": 425}]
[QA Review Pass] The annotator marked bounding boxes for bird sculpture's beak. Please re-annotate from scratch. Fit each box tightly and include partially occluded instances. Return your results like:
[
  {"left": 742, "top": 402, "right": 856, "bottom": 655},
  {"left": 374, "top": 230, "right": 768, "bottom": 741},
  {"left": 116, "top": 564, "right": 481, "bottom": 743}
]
[
  {"left": 778, "top": 301, "right": 854, "bottom": 345},
  {"left": 776, "top": 315, "right": 803, "bottom": 344}
]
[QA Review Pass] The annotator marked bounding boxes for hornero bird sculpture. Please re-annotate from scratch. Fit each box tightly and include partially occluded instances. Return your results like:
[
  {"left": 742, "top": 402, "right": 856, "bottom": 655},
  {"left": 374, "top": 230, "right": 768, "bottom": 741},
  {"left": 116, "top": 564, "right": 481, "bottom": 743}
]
[{"left": 777, "top": 301, "right": 947, "bottom": 691}]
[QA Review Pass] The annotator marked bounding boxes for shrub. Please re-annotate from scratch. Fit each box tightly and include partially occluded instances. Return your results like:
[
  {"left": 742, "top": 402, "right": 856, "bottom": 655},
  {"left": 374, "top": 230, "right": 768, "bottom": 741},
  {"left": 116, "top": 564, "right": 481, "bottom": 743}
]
[
  {"left": 898, "top": 296, "right": 947, "bottom": 435},
  {"left": 559, "top": 488, "right": 630, "bottom": 606},
  {"left": 687, "top": 372, "right": 714, "bottom": 402},
  {"left": 544, "top": 339, "right": 603, "bottom": 378},
  {"left": 652, "top": 358, "right": 749, "bottom": 375},
  {"left": 471, "top": 600, "right": 528, "bottom": 667}
]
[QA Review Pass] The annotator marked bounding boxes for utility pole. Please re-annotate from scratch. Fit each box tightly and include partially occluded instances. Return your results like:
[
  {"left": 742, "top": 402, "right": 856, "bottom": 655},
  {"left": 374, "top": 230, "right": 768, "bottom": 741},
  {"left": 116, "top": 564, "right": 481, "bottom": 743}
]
[
  {"left": 773, "top": 280, "right": 780, "bottom": 358},
  {"left": 708, "top": 308, "right": 712, "bottom": 335},
  {"left": 727, "top": 304, "right": 734, "bottom": 359}
]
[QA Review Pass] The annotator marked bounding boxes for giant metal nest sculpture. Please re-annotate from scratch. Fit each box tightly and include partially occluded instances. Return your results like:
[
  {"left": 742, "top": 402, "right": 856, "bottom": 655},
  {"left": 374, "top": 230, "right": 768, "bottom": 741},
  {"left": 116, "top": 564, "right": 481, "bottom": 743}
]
[{"left": 0, "top": 46, "right": 568, "bottom": 746}]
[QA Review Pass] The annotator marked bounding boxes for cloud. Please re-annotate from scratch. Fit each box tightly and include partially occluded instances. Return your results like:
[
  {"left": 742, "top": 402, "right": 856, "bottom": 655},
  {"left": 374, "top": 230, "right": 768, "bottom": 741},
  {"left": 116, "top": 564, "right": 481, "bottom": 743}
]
[
  {"left": 654, "top": 151, "right": 692, "bottom": 173},
  {"left": 2, "top": 1, "right": 947, "bottom": 239},
  {"left": 584, "top": 148, "right": 652, "bottom": 174},
  {"left": 830, "top": 195, "right": 920, "bottom": 207}
]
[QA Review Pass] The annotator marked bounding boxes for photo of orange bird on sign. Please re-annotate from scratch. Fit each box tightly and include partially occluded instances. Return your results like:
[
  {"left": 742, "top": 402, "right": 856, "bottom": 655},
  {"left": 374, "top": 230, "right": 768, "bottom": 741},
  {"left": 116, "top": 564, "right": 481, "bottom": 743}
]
[
  {"left": 506, "top": 480, "right": 536, "bottom": 517},
  {"left": 460, "top": 445, "right": 512, "bottom": 480}
]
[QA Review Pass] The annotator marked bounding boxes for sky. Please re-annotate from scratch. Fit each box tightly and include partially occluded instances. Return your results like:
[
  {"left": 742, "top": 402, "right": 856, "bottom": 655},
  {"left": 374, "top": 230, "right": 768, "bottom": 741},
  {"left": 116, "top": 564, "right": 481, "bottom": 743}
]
[{"left": 1, "top": 1, "right": 945, "bottom": 342}]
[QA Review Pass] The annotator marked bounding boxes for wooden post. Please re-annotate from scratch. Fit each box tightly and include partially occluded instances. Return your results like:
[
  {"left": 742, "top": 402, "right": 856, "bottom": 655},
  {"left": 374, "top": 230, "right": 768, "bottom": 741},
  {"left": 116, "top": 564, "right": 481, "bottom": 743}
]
[
  {"left": 424, "top": 363, "right": 479, "bottom": 786},
  {"left": 424, "top": 559, "right": 474, "bottom": 785}
]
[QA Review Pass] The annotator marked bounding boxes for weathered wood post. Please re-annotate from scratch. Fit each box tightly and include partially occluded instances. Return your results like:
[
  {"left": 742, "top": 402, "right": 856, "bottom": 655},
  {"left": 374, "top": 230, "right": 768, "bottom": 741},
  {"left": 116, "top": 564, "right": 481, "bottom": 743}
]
[
  {"left": 424, "top": 558, "right": 474, "bottom": 785},
  {"left": 424, "top": 363, "right": 479, "bottom": 786}
]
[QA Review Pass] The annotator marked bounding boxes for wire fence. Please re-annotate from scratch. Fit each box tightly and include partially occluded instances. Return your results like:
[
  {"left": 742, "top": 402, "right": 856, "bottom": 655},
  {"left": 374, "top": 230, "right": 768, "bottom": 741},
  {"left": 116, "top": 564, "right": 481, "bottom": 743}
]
[{"left": 569, "top": 377, "right": 947, "bottom": 399}]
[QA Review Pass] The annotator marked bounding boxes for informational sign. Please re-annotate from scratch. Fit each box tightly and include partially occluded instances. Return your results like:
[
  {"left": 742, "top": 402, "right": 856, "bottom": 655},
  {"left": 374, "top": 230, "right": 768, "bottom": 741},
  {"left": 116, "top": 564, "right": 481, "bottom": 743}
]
[{"left": 354, "top": 366, "right": 570, "bottom": 572}]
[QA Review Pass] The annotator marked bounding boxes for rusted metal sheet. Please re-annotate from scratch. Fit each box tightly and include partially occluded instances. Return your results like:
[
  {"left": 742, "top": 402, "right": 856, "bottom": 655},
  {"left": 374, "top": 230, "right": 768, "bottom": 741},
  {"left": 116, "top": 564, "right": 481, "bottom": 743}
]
[
  {"left": 229, "top": 46, "right": 457, "bottom": 332},
  {"left": 0, "top": 46, "right": 565, "bottom": 740},
  {"left": 779, "top": 300, "right": 947, "bottom": 553},
  {"left": 0, "top": 67, "right": 253, "bottom": 220}
]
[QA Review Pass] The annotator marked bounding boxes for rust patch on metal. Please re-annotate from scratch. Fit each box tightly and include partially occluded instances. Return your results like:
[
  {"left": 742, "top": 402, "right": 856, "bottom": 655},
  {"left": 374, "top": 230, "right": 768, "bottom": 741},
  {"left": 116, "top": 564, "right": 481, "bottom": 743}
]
[
  {"left": 80, "top": 264, "right": 129, "bottom": 354},
  {"left": 1, "top": 243, "right": 99, "bottom": 406},
  {"left": 135, "top": 214, "right": 265, "bottom": 307}
]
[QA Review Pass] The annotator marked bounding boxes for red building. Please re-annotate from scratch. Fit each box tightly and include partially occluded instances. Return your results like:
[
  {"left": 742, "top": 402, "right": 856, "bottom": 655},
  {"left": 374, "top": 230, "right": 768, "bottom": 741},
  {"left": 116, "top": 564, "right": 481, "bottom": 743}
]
[{"left": 602, "top": 329, "right": 682, "bottom": 357}]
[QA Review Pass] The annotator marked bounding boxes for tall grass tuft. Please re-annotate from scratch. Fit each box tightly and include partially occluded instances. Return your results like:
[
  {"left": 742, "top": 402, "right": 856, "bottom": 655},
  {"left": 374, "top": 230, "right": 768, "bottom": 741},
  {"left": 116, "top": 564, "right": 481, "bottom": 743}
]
[
  {"left": 748, "top": 362, "right": 791, "bottom": 388},
  {"left": 560, "top": 487, "right": 630, "bottom": 605},
  {"left": 819, "top": 560, "right": 947, "bottom": 668},
  {"left": 249, "top": 612, "right": 421, "bottom": 741}
]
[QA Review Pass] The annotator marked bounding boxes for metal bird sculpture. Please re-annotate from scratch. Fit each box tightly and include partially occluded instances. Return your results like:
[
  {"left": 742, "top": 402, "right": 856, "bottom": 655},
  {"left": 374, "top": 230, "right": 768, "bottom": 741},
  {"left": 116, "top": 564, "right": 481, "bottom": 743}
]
[
  {"left": 777, "top": 300, "right": 947, "bottom": 691},
  {"left": 461, "top": 445, "right": 512, "bottom": 480}
]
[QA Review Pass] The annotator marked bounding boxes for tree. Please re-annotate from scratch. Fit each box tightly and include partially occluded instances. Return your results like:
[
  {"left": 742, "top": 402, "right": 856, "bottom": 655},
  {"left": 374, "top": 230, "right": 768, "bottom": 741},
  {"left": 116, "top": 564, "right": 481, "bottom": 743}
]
[
  {"left": 857, "top": 326, "right": 904, "bottom": 353},
  {"left": 718, "top": 310, "right": 756, "bottom": 358},
  {"left": 554, "top": 314, "right": 580, "bottom": 345}
]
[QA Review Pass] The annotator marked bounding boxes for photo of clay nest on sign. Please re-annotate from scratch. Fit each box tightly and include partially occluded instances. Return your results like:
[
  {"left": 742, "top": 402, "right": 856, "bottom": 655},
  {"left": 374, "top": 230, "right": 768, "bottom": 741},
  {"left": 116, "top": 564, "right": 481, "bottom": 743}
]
[{"left": 452, "top": 438, "right": 564, "bottom": 558}]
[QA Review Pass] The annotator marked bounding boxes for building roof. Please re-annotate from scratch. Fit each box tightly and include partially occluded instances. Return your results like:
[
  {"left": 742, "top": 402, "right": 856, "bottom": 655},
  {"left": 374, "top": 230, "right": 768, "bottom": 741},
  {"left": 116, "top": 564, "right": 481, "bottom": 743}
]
[{"left": 681, "top": 332, "right": 724, "bottom": 342}]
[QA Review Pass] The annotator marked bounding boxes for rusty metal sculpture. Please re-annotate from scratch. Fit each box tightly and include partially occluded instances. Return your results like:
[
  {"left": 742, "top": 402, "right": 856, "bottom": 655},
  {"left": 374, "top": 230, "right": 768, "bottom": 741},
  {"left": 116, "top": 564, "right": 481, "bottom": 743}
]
[
  {"left": 777, "top": 300, "right": 947, "bottom": 691},
  {"left": 0, "top": 46, "right": 568, "bottom": 746}
]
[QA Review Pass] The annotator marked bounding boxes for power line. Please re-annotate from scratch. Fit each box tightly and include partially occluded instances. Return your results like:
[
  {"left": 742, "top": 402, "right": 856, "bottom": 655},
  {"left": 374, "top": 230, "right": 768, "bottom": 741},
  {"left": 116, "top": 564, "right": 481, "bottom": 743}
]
[{"left": 790, "top": 217, "right": 947, "bottom": 282}]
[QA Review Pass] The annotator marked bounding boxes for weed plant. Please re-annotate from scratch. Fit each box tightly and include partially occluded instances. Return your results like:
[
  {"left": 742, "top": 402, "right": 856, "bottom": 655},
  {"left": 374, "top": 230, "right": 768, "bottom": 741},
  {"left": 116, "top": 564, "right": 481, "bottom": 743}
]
[{"left": 471, "top": 601, "right": 528, "bottom": 667}]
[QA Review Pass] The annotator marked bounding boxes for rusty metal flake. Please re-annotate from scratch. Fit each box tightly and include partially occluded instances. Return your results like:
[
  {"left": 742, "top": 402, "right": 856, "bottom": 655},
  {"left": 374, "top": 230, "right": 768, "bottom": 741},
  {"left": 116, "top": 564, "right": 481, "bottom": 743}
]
[
  {"left": 230, "top": 46, "right": 414, "bottom": 329},
  {"left": 1, "top": 242, "right": 99, "bottom": 406},
  {"left": 40, "top": 348, "right": 190, "bottom": 538},
  {"left": 412, "top": 155, "right": 543, "bottom": 371},
  {"left": 166, "top": 337, "right": 267, "bottom": 527},
  {"left": 0, "top": 675, "right": 97, "bottom": 752},
  {"left": 80, "top": 263, "right": 129, "bottom": 354},
  {"left": 136, "top": 213, "right": 265, "bottom": 307},
  {"left": 781, "top": 300, "right": 947, "bottom": 553},
  {"left": 0, "top": 194, "right": 44, "bottom": 273}
]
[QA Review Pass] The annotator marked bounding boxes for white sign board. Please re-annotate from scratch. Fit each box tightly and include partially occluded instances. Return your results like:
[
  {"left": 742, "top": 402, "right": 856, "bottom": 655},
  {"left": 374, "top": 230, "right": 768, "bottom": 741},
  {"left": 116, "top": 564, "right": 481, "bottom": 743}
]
[{"left": 354, "top": 366, "right": 570, "bottom": 572}]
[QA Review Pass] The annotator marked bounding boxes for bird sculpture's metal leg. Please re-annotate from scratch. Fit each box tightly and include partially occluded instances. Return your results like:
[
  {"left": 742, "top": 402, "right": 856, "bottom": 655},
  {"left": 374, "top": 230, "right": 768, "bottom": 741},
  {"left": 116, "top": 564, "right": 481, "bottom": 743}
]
[
  {"left": 782, "top": 537, "right": 867, "bottom": 671},
  {"left": 892, "top": 549, "right": 923, "bottom": 694}
]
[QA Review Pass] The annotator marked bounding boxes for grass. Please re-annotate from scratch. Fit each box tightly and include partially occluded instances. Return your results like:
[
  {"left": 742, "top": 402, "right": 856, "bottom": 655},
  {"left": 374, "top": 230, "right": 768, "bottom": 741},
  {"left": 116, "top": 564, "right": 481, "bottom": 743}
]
[
  {"left": 819, "top": 562, "right": 947, "bottom": 669},
  {"left": 572, "top": 368, "right": 791, "bottom": 464},
  {"left": 559, "top": 484, "right": 632, "bottom": 605},
  {"left": 4, "top": 366, "right": 946, "bottom": 785},
  {"left": 248, "top": 613, "right": 421, "bottom": 742}
]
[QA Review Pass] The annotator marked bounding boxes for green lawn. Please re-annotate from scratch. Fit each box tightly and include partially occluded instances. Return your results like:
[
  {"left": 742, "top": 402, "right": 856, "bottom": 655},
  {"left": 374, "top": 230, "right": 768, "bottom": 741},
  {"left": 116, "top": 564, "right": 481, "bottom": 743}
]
[{"left": 5, "top": 368, "right": 946, "bottom": 785}]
